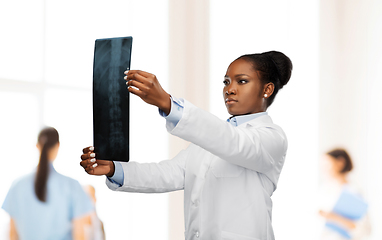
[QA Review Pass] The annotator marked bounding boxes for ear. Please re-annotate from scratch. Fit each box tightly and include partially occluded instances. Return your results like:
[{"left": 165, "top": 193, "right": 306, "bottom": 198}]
[
  {"left": 53, "top": 142, "right": 60, "bottom": 151},
  {"left": 336, "top": 156, "right": 346, "bottom": 173},
  {"left": 263, "top": 83, "right": 274, "bottom": 98}
]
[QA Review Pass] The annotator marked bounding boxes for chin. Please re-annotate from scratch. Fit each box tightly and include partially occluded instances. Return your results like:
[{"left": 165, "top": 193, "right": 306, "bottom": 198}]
[{"left": 227, "top": 110, "right": 242, "bottom": 116}]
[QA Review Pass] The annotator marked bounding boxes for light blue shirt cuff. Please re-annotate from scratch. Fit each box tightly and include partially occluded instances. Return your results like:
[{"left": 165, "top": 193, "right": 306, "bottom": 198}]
[
  {"left": 107, "top": 161, "right": 124, "bottom": 187},
  {"left": 159, "top": 96, "right": 184, "bottom": 127}
]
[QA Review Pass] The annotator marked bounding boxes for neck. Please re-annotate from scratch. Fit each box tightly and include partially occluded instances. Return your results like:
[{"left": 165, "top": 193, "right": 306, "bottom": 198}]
[{"left": 333, "top": 173, "right": 348, "bottom": 185}]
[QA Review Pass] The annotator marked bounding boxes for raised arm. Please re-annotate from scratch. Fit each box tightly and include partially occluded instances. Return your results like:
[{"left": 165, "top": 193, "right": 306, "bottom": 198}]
[
  {"left": 168, "top": 100, "right": 287, "bottom": 174},
  {"left": 124, "top": 70, "right": 287, "bottom": 175}
]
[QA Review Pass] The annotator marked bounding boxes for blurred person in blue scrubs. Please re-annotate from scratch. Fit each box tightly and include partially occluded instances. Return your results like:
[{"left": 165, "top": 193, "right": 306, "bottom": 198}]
[
  {"left": 2, "top": 127, "right": 94, "bottom": 240},
  {"left": 318, "top": 148, "right": 371, "bottom": 240}
]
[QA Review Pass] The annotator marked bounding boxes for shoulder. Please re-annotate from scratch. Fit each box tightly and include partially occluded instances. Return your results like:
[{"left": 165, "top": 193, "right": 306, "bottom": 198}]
[
  {"left": 246, "top": 114, "right": 276, "bottom": 127},
  {"left": 52, "top": 171, "right": 83, "bottom": 189},
  {"left": 343, "top": 182, "right": 366, "bottom": 197},
  {"left": 9, "top": 172, "right": 35, "bottom": 189},
  {"left": 245, "top": 115, "right": 286, "bottom": 136},
  {"left": 3, "top": 173, "right": 35, "bottom": 208},
  {"left": 244, "top": 115, "right": 288, "bottom": 150}
]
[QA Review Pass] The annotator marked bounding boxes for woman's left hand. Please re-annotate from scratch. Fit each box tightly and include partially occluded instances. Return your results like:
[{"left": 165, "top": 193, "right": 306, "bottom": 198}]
[
  {"left": 125, "top": 70, "right": 171, "bottom": 115},
  {"left": 319, "top": 210, "right": 356, "bottom": 230},
  {"left": 319, "top": 210, "right": 332, "bottom": 219}
]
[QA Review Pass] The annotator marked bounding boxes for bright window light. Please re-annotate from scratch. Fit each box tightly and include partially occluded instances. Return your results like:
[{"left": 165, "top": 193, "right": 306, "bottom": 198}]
[
  {"left": 0, "top": 1, "right": 169, "bottom": 239},
  {"left": 0, "top": 0, "right": 44, "bottom": 82}
]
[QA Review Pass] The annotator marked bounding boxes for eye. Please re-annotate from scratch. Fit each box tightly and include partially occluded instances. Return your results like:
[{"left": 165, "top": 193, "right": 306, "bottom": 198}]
[
  {"left": 223, "top": 79, "right": 230, "bottom": 86},
  {"left": 238, "top": 79, "right": 248, "bottom": 84}
]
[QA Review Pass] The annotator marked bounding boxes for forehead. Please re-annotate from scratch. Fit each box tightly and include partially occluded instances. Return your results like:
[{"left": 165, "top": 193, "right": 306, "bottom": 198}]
[
  {"left": 324, "top": 154, "right": 338, "bottom": 162},
  {"left": 226, "top": 58, "right": 256, "bottom": 77}
]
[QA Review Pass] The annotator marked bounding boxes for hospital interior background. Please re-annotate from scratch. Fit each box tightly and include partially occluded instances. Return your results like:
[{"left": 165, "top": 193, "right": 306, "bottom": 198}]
[{"left": 0, "top": 0, "right": 381, "bottom": 239}]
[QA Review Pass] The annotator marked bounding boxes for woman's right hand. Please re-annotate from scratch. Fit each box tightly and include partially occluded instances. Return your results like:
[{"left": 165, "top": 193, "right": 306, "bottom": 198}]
[
  {"left": 125, "top": 70, "right": 171, "bottom": 115},
  {"left": 80, "top": 147, "right": 115, "bottom": 177}
]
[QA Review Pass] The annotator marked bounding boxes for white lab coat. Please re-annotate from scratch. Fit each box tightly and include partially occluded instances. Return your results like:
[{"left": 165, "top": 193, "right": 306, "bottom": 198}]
[{"left": 106, "top": 100, "right": 288, "bottom": 240}]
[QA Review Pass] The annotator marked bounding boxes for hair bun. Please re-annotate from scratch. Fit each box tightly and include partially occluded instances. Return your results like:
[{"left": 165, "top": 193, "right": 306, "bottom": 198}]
[{"left": 265, "top": 51, "right": 293, "bottom": 88}]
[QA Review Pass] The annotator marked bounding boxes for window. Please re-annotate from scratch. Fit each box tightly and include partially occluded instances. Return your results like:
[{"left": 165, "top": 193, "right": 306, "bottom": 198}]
[{"left": 0, "top": 1, "right": 169, "bottom": 239}]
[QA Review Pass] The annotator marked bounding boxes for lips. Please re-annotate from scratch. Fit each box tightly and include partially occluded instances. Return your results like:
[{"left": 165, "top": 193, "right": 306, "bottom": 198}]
[{"left": 225, "top": 98, "right": 238, "bottom": 104}]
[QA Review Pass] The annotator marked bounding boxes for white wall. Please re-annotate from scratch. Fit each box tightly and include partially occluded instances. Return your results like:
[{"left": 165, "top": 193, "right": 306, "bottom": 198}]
[
  {"left": 167, "top": 1, "right": 210, "bottom": 239},
  {"left": 320, "top": 0, "right": 382, "bottom": 239}
]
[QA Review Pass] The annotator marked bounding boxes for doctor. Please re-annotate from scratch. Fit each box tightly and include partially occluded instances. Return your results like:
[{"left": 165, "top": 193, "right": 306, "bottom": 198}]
[{"left": 80, "top": 51, "right": 292, "bottom": 240}]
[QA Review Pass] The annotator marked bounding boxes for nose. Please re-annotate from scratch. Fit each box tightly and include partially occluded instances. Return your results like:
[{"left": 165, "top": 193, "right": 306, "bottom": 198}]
[{"left": 225, "top": 84, "right": 237, "bottom": 96}]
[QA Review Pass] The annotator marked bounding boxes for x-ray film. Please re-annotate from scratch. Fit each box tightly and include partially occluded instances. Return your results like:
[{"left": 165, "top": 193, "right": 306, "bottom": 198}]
[{"left": 93, "top": 36, "right": 132, "bottom": 162}]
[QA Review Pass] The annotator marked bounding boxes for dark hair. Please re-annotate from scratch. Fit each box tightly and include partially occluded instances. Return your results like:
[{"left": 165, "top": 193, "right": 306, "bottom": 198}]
[
  {"left": 237, "top": 51, "right": 293, "bottom": 107},
  {"left": 326, "top": 148, "right": 353, "bottom": 174},
  {"left": 35, "top": 127, "right": 59, "bottom": 202}
]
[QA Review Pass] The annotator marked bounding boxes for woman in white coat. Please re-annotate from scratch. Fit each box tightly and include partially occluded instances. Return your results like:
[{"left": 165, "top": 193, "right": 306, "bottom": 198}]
[{"left": 80, "top": 51, "right": 293, "bottom": 240}]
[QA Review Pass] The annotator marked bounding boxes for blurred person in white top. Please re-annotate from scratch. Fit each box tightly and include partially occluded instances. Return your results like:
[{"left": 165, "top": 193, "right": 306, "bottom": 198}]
[{"left": 318, "top": 148, "right": 371, "bottom": 240}]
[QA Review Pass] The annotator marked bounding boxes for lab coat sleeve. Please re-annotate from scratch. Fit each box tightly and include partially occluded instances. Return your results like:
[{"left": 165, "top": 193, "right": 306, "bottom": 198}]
[
  {"left": 106, "top": 149, "right": 187, "bottom": 193},
  {"left": 167, "top": 100, "right": 287, "bottom": 174}
]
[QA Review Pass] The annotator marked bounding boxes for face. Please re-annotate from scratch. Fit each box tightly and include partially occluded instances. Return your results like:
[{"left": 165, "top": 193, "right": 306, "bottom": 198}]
[
  {"left": 223, "top": 58, "right": 267, "bottom": 116},
  {"left": 322, "top": 154, "right": 345, "bottom": 177}
]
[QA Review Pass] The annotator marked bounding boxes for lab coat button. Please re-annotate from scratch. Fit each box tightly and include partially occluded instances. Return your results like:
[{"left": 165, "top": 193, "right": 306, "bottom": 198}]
[{"left": 195, "top": 231, "right": 199, "bottom": 238}]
